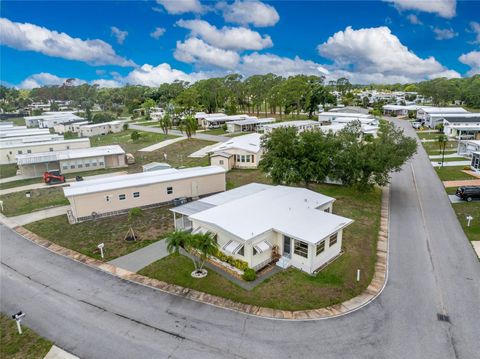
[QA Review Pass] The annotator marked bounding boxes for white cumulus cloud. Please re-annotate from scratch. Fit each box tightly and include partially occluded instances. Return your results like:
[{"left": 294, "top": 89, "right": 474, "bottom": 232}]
[
  {"left": 111, "top": 26, "right": 128, "bottom": 44},
  {"left": 217, "top": 0, "right": 279, "bottom": 27},
  {"left": 174, "top": 38, "right": 240, "bottom": 69},
  {"left": 18, "top": 73, "right": 85, "bottom": 89},
  {"left": 150, "top": 27, "right": 166, "bottom": 40},
  {"left": 432, "top": 27, "right": 458, "bottom": 40},
  {"left": 91, "top": 79, "right": 123, "bottom": 88},
  {"left": 176, "top": 19, "right": 272, "bottom": 50},
  {"left": 0, "top": 18, "right": 135, "bottom": 66},
  {"left": 407, "top": 14, "right": 422, "bottom": 25},
  {"left": 155, "top": 0, "right": 203, "bottom": 14},
  {"left": 384, "top": 0, "right": 456, "bottom": 18},
  {"left": 317, "top": 26, "right": 460, "bottom": 83},
  {"left": 459, "top": 51, "right": 480, "bottom": 76},
  {"left": 468, "top": 21, "right": 480, "bottom": 44},
  {"left": 124, "top": 63, "right": 204, "bottom": 86},
  {"left": 239, "top": 53, "right": 329, "bottom": 78}
]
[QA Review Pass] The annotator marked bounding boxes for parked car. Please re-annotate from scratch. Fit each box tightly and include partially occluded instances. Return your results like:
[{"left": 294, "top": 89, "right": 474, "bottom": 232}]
[
  {"left": 455, "top": 186, "right": 480, "bottom": 202},
  {"left": 412, "top": 121, "right": 423, "bottom": 129}
]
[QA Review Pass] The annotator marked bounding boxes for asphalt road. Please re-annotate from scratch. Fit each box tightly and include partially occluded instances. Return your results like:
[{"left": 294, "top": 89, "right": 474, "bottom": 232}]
[{"left": 1, "top": 118, "right": 479, "bottom": 359}]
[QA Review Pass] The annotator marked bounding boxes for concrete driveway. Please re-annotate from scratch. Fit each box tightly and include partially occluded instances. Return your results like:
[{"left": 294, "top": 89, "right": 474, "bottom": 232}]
[{"left": 1, "top": 118, "right": 479, "bottom": 359}]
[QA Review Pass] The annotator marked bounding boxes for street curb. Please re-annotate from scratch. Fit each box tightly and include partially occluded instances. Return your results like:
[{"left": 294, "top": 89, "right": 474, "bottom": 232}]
[{"left": 10, "top": 186, "right": 390, "bottom": 321}]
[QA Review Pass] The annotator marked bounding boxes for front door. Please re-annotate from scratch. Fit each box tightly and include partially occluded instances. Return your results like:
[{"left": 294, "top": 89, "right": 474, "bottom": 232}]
[{"left": 283, "top": 235, "right": 291, "bottom": 257}]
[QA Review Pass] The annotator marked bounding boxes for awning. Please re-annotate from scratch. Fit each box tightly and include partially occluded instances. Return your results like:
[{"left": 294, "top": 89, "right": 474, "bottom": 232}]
[
  {"left": 253, "top": 240, "right": 272, "bottom": 254},
  {"left": 222, "top": 240, "right": 244, "bottom": 254}
]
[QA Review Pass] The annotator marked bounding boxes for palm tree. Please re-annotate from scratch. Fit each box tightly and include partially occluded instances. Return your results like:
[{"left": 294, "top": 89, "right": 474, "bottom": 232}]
[
  {"left": 186, "top": 232, "right": 218, "bottom": 275},
  {"left": 165, "top": 230, "right": 188, "bottom": 255},
  {"left": 178, "top": 115, "right": 198, "bottom": 139}
]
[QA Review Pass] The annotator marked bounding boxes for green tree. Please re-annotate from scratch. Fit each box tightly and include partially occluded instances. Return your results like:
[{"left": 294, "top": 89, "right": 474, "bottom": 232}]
[
  {"left": 158, "top": 112, "right": 172, "bottom": 135},
  {"left": 165, "top": 230, "right": 189, "bottom": 255},
  {"left": 187, "top": 232, "right": 218, "bottom": 275},
  {"left": 178, "top": 115, "right": 198, "bottom": 139},
  {"left": 130, "top": 130, "right": 141, "bottom": 141}
]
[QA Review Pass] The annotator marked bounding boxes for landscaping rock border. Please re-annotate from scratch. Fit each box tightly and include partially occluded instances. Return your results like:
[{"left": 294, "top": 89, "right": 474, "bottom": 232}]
[{"left": 10, "top": 186, "right": 390, "bottom": 321}]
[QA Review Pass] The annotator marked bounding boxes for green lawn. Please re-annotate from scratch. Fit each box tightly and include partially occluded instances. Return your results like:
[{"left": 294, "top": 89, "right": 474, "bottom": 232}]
[
  {"left": 417, "top": 131, "right": 441, "bottom": 140},
  {"left": 435, "top": 166, "right": 477, "bottom": 181},
  {"left": 141, "top": 169, "right": 382, "bottom": 311},
  {"left": 0, "top": 164, "right": 18, "bottom": 179},
  {"left": 0, "top": 178, "right": 43, "bottom": 191},
  {"left": 451, "top": 202, "right": 480, "bottom": 241},
  {"left": 89, "top": 130, "right": 173, "bottom": 153},
  {"left": 0, "top": 187, "right": 69, "bottom": 217},
  {"left": 25, "top": 206, "right": 174, "bottom": 261},
  {"left": 0, "top": 314, "right": 52, "bottom": 359},
  {"left": 422, "top": 140, "right": 458, "bottom": 155}
]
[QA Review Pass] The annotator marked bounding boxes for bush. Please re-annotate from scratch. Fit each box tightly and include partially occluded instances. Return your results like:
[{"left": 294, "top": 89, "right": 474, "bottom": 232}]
[
  {"left": 123, "top": 123, "right": 129, "bottom": 131},
  {"left": 242, "top": 268, "right": 256, "bottom": 281}
]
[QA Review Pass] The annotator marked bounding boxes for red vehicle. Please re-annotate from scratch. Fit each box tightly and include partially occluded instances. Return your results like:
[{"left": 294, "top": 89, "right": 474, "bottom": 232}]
[{"left": 43, "top": 170, "right": 66, "bottom": 185}]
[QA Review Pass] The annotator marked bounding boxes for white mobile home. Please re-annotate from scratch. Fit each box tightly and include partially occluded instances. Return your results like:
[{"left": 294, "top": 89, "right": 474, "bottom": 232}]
[
  {"left": 209, "top": 133, "right": 263, "bottom": 171},
  {"left": 24, "top": 112, "right": 82, "bottom": 128},
  {"left": 262, "top": 120, "right": 320, "bottom": 134},
  {"left": 64, "top": 166, "right": 226, "bottom": 223},
  {"left": 0, "top": 138, "right": 91, "bottom": 164},
  {"left": 16, "top": 145, "right": 126, "bottom": 177},
  {"left": 0, "top": 134, "right": 64, "bottom": 147},
  {"left": 416, "top": 107, "right": 469, "bottom": 127},
  {"left": 171, "top": 183, "right": 353, "bottom": 274},
  {"left": 226, "top": 117, "right": 275, "bottom": 133},
  {"left": 382, "top": 104, "right": 421, "bottom": 117},
  {"left": 443, "top": 116, "right": 480, "bottom": 140},
  {"left": 77, "top": 121, "right": 125, "bottom": 137},
  {"left": 457, "top": 140, "right": 480, "bottom": 157},
  {"left": 318, "top": 112, "right": 373, "bottom": 123}
]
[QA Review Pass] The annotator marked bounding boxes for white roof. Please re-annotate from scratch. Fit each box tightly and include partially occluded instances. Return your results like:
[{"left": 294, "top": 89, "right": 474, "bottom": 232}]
[
  {"left": 208, "top": 133, "right": 262, "bottom": 154},
  {"left": 0, "top": 134, "right": 63, "bottom": 145},
  {"left": 333, "top": 117, "right": 377, "bottom": 125},
  {"left": 189, "top": 184, "right": 351, "bottom": 244},
  {"left": 460, "top": 140, "right": 480, "bottom": 146},
  {"left": 382, "top": 104, "right": 421, "bottom": 111},
  {"left": 195, "top": 112, "right": 226, "bottom": 119},
  {"left": 319, "top": 112, "right": 373, "bottom": 119},
  {"left": 229, "top": 117, "right": 275, "bottom": 126},
  {"left": 0, "top": 125, "right": 27, "bottom": 131},
  {"left": 0, "top": 137, "right": 90, "bottom": 149},
  {"left": 64, "top": 165, "right": 225, "bottom": 197},
  {"left": 263, "top": 120, "right": 318, "bottom": 129},
  {"left": 25, "top": 113, "right": 80, "bottom": 120},
  {"left": 16, "top": 145, "right": 125, "bottom": 165},
  {"left": 204, "top": 114, "right": 250, "bottom": 123},
  {"left": 79, "top": 120, "right": 123, "bottom": 129},
  {"left": 0, "top": 129, "right": 50, "bottom": 138},
  {"left": 142, "top": 162, "right": 172, "bottom": 171},
  {"left": 419, "top": 107, "right": 468, "bottom": 114},
  {"left": 430, "top": 113, "right": 478, "bottom": 118}
]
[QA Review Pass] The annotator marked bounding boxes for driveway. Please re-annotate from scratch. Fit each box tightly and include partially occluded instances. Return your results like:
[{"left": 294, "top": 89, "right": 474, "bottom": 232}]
[
  {"left": 1, "top": 118, "right": 479, "bottom": 358},
  {"left": 108, "top": 240, "right": 169, "bottom": 272}
]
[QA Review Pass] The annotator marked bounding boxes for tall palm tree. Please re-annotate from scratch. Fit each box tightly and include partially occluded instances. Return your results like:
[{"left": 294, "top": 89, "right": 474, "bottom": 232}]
[{"left": 165, "top": 230, "right": 188, "bottom": 255}]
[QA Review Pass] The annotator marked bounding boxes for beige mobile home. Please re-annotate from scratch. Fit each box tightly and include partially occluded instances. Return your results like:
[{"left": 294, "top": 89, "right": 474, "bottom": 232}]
[
  {"left": 209, "top": 133, "right": 263, "bottom": 171},
  {"left": 171, "top": 183, "right": 353, "bottom": 274},
  {"left": 64, "top": 166, "right": 226, "bottom": 223},
  {"left": 78, "top": 121, "right": 125, "bottom": 137},
  {"left": 262, "top": 120, "right": 320, "bottom": 134},
  {"left": 16, "top": 145, "right": 126, "bottom": 177},
  {"left": 0, "top": 138, "right": 91, "bottom": 164}
]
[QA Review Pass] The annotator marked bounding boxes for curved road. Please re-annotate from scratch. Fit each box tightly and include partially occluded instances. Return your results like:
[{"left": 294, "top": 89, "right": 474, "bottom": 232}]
[{"left": 1, "top": 119, "right": 479, "bottom": 359}]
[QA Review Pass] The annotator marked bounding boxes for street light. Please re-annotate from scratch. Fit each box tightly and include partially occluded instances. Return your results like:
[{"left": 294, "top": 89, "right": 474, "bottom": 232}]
[
  {"left": 12, "top": 311, "right": 25, "bottom": 334},
  {"left": 97, "top": 243, "right": 105, "bottom": 259}
]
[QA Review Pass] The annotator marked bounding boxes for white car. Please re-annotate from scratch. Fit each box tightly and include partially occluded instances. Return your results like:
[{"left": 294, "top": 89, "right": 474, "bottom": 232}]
[{"left": 412, "top": 122, "right": 422, "bottom": 129}]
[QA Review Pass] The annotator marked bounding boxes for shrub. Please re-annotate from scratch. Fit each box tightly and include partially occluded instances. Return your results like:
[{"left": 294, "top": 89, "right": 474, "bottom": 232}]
[{"left": 242, "top": 268, "right": 256, "bottom": 281}]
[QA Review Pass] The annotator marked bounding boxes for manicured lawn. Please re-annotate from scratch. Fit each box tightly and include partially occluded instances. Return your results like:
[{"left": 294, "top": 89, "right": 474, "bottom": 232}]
[
  {"left": 451, "top": 202, "right": 480, "bottom": 241},
  {"left": 25, "top": 206, "right": 174, "bottom": 261},
  {"left": 0, "top": 187, "right": 69, "bottom": 217},
  {"left": 0, "top": 314, "right": 52, "bottom": 359},
  {"left": 89, "top": 130, "right": 174, "bottom": 153},
  {"left": 0, "top": 178, "right": 43, "bottom": 191},
  {"left": 141, "top": 168, "right": 382, "bottom": 310},
  {"left": 421, "top": 140, "right": 458, "bottom": 155},
  {"left": 202, "top": 128, "right": 227, "bottom": 135},
  {"left": 417, "top": 131, "right": 441, "bottom": 140},
  {"left": 435, "top": 166, "right": 477, "bottom": 181},
  {"left": 0, "top": 164, "right": 18, "bottom": 179},
  {"left": 128, "top": 138, "right": 213, "bottom": 172}
]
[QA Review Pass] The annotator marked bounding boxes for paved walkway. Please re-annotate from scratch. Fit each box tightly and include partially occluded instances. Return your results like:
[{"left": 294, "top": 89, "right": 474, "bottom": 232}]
[
  {"left": 443, "top": 179, "right": 480, "bottom": 188},
  {"left": 5, "top": 205, "right": 70, "bottom": 226},
  {"left": 0, "top": 171, "right": 128, "bottom": 195},
  {"left": 0, "top": 174, "right": 30, "bottom": 184},
  {"left": 188, "top": 143, "right": 220, "bottom": 158},
  {"left": 138, "top": 136, "right": 187, "bottom": 152},
  {"left": 429, "top": 153, "right": 464, "bottom": 159},
  {"left": 44, "top": 346, "right": 79, "bottom": 359},
  {"left": 108, "top": 240, "right": 169, "bottom": 272},
  {"left": 471, "top": 241, "right": 480, "bottom": 258},
  {"left": 431, "top": 160, "right": 470, "bottom": 167}
]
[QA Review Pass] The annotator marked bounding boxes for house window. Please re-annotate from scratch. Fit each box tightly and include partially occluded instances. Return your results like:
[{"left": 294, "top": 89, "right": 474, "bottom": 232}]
[
  {"left": 253, "top": 247, "right": 258, "bottom": 255},
  {"left": 119, "top": 194, "right": 126, "bottom": 200},
  {"left": 167, "top": 186, "right": 173, "bottom": 194},
  {"left": 49, "top": 148, "right": 53, "bottom": 152},
  {"left": 237, "top": 246, "right": 244, "bottom": 256},
  {"left": 9, "top": 151, "right": 12, "bottom": 155},
  {"left": 133, "top": 192, "right": 140, "bottom": 198},
  {"left": 329, "top": 233, "right": 338, "bottom": 246},
  {"left": 219, "top": 160, "right": 224, "bottom": 165},
  {"left": 85, "top": 163, "right": 90, "bottom": 167},
  {"left": 62, "top": 165, "right": 68, "bottom": 170},
  {"left": 236, "top": 154, "right": 240, "bottom": 162},
  {"left": 241, "top": 155, "right": 245, "bottom": 162},
  {"left": 294, "top": 240, "right": 308, "bottom": 258},
  {"left": 67, "top": 146, "right": 70, "bottom": 149},
  {"left": 251, "top": 155, "right": 254, "bottom": 163},
  {"left": 316, "top": 241, "right": 325, "bottom": 256},
  {"left": 78, "top": 163, "right": 83, "bottom": 168},
  {"left": 324, "top": 208, "right": 330, "bottom": 213},
  {"left": 99, "top": 162, "right": 104, "bottom": 166},
  {"left": 70, "top": 164, "right": 75, "bottom": 169},
  {"left": 18, "top": 150, "right": 22, "bottom": 154},
  {"left": 92, "top": 162, "right": 97, "bottom": 166}
]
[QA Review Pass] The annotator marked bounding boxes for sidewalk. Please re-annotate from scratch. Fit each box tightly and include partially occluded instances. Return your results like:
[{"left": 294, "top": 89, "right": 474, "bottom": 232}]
[
  {"left": 44, "top": 346, "right": 79, "bottom": 359},
  {"left": 431, "top": 160, "right": 470, "bottom": 167},
  {"left": 5, "top": 205, "right": 69, "bottom": 226},
  {"left": 138, "top": 136, "right": 187, "bottom": 152},
  {"left": 108, "top": 240, "right": 169, "bottom": 272},
  {"left": 443, "top": 179, "right": 480, "bottom": 188}
]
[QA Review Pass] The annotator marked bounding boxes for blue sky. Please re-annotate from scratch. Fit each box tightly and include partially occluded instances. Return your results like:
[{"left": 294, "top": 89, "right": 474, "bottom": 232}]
[{"left": 1, "top": 0, "right": 479, "bottom": 88}]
